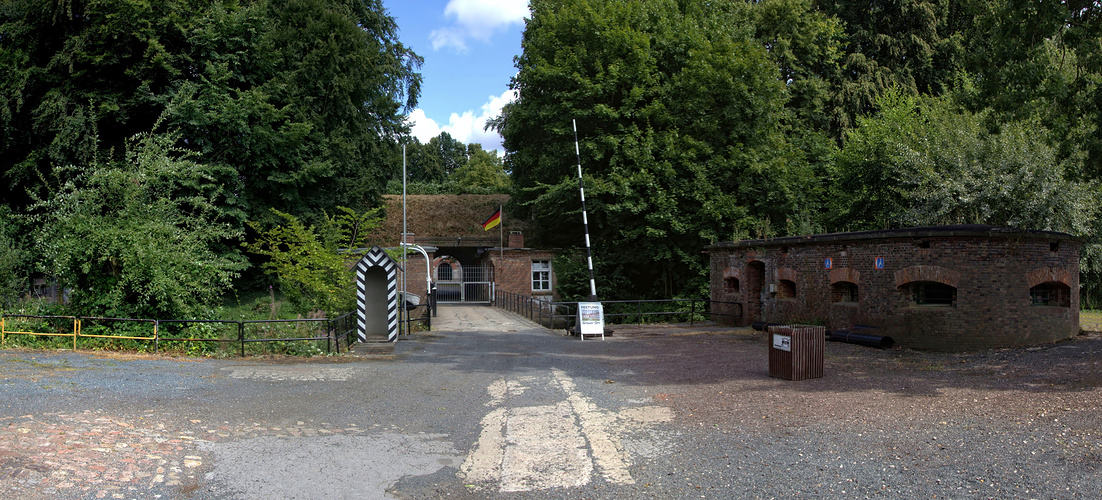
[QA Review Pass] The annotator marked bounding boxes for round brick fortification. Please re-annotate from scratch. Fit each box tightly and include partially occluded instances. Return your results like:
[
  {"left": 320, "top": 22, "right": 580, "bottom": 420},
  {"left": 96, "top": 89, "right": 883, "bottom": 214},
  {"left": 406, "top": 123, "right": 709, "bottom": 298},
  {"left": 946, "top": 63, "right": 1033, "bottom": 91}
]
[{"left": 707, "top": 225, "right": 1081, "bottom": 351}]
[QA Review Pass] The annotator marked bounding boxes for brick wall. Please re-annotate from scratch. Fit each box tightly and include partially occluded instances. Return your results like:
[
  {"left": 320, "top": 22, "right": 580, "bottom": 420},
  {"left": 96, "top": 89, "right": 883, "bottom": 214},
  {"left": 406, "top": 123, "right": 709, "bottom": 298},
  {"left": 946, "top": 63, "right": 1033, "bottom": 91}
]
[
  {"left": 487, "top": 250, "right": 557, "bottom": 299},
  {"left": 707, "top": 226, "right": 1081, "bottom": 351}
]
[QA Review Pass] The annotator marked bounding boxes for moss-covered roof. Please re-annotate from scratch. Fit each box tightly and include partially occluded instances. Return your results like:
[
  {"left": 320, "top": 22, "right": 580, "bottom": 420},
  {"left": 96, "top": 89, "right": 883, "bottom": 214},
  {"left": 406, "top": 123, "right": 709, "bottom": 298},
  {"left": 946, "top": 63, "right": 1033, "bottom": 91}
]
[{"left": 364, "top": 194, "right": 527, "bottom": 247}]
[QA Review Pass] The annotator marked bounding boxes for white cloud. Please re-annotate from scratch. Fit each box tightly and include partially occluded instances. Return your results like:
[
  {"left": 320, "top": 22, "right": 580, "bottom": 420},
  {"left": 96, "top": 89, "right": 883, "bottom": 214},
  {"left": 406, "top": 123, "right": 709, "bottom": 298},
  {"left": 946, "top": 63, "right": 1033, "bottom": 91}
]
[
  {"left": 430, "top": 0, "right": 529, "bottom": 52},
  {"left": 408, "top": 89, "right": 517, "bottom": 153}
]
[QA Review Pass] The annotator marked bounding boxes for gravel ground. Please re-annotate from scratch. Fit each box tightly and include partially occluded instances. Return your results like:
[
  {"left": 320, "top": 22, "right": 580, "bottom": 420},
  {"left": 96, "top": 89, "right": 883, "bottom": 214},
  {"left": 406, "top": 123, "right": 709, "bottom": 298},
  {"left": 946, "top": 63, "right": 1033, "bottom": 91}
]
[
  {"left": 604, "top": 327, "right": 1102, "bottom": 499},
  {"left": 2, "top": 312, "right": 1101, "bottom": 499}
]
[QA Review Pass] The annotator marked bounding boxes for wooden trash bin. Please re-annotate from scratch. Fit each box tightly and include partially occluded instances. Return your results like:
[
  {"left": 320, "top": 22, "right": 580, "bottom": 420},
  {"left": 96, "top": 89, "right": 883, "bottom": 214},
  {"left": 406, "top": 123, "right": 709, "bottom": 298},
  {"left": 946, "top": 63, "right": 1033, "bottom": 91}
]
[{"left": 768, "top": 324, "right": 825, "bottom": 381}]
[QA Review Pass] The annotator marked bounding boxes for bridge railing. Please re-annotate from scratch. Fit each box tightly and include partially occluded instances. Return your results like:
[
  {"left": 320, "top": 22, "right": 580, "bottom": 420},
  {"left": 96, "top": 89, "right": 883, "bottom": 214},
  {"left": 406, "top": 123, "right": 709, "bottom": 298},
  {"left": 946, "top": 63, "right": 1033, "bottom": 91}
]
[{"left": 492, "top": 291, "right": 743, "bottom": 331}]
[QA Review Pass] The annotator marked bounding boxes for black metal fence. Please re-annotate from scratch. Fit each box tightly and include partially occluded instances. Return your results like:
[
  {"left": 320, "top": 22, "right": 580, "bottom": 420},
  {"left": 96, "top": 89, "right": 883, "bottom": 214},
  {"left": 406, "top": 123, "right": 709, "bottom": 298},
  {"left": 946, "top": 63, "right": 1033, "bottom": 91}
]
[
  {"left": 493, "top": 290, "right": 743, "bottom": 330},
  {"left": 1, "top": 313, "right": 360, "bottom": 356}
]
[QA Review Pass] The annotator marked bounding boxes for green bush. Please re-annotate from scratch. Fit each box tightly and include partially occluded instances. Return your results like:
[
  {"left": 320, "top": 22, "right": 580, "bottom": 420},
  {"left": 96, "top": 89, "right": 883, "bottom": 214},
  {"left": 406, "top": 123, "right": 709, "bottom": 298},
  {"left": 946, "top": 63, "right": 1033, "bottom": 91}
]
[{"left": 33, "top": 128, "right": 246, "bottom": 320}]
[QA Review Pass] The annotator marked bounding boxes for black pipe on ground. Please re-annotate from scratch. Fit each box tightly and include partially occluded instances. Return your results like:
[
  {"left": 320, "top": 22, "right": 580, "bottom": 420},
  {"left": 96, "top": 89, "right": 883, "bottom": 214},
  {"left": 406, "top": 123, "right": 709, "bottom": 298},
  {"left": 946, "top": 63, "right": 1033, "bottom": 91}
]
[
  {"left": 751, "top": 321, "right": 784, "bottom": 331},
  {"left": 827, "top": 330, "right": 895, "bottom": 349}
]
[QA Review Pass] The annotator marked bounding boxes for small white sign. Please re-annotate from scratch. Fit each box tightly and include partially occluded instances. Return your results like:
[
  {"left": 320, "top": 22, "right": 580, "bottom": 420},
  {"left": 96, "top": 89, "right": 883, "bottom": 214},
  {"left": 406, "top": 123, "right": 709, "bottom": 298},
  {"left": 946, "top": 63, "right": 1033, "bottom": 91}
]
[
  {"left": 577, "top": 302, "right": 605, "bottom": 337},
  {"left": 772, "top": 334, "right": 792, "bottom": 352}
]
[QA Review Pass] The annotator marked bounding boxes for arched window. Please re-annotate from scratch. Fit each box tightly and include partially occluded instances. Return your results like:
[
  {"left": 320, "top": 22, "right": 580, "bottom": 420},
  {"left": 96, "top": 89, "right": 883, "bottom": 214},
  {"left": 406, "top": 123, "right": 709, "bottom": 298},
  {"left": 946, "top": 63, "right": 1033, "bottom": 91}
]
[
  {"left": 1030, "top": 282, "right": 1070, "bottom": 307},
  {"left": 832, "top": 281, "right": 858, "bottom": 303},
  {"left": 437, "top": 262, "right": 453, "bottom": 281},
  {"left": 907, "top": 282, "right": 956, "bottom": 307}
]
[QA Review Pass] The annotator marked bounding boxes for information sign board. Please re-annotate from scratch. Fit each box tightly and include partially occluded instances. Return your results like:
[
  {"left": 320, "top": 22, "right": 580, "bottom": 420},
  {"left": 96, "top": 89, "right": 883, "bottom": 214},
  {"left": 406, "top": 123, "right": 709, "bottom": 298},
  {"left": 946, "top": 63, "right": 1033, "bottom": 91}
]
[
  {"left": 577, "top": 302, "right": 605, "bottom": 339},
  {"left": 772, "top": 334, "right": 792, "bottom": 352}
]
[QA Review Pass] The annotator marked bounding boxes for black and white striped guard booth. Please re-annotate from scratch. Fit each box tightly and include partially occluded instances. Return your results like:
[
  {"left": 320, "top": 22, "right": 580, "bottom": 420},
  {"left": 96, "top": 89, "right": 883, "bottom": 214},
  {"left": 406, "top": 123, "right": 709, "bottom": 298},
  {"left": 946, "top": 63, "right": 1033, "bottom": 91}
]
[{"left": 355, "top": 246, "right": 400, "bottom": 343}]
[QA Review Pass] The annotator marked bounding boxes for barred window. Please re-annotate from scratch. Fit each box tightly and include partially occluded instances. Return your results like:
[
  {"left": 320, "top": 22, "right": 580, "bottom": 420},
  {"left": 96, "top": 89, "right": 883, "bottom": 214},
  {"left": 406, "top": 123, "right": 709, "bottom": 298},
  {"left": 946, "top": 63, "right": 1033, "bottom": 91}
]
[
  {"left": 832, "top": 282, "right": 858, "bottom": 303},
  {"left": 1030, "top": 282, "right": 1070, "bottom": 307},
  {"left": 911, "top": 282, "right": 955, "bottom": 307}
]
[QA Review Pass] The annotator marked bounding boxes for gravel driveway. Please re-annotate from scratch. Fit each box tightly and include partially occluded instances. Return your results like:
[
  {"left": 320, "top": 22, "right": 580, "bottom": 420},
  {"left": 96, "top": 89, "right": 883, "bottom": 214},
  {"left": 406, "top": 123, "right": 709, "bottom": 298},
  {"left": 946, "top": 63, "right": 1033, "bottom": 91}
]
[{"left": 2, "top": 306, "right": 1101, "bottom": 499}]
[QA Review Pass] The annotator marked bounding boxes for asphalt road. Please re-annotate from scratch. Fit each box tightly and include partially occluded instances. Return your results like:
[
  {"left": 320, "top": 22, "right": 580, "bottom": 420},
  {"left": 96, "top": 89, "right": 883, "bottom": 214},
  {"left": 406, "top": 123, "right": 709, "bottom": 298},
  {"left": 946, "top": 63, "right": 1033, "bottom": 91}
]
[{"left": 2, "top": 305, "right": 1101, "bottom": 499}]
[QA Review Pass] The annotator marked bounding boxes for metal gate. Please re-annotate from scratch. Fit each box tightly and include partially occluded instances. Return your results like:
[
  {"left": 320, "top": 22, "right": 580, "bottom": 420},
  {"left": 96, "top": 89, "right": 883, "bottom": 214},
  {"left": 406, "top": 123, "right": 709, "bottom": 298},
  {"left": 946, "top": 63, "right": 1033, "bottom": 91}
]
[{"left": 436, "top": 265, "right": 493, "bottom": 303}]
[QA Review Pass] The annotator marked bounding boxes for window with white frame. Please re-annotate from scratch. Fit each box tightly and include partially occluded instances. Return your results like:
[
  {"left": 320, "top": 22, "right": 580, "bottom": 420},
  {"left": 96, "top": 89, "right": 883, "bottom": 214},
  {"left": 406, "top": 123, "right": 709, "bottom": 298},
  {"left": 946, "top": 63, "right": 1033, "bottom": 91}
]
[{"left": 532, "top": 260, "right": 551, "bottom": 291}]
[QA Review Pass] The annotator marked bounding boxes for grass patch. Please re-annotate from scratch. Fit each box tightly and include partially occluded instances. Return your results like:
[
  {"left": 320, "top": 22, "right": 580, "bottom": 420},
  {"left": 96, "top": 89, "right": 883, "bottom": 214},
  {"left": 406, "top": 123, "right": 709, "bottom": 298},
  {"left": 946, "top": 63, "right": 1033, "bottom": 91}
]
[{"left": 1082, "top": 310, "right": 1102, "bottom": 332}]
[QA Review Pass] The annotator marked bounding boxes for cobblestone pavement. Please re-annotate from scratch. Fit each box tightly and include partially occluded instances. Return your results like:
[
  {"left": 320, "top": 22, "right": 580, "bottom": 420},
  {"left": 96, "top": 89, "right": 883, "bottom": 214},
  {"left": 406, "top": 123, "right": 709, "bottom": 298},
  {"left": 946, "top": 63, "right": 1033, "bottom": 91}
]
[{"left": 0, "top": 409, "right": 389, "bottom": 499}]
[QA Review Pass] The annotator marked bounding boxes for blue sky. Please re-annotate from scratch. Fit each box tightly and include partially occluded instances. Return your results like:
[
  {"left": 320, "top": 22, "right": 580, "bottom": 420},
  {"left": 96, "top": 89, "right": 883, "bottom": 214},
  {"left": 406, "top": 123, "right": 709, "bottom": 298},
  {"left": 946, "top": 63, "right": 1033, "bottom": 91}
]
[{"left": 382, "top": 0, "right": 528, "bottom": 153}]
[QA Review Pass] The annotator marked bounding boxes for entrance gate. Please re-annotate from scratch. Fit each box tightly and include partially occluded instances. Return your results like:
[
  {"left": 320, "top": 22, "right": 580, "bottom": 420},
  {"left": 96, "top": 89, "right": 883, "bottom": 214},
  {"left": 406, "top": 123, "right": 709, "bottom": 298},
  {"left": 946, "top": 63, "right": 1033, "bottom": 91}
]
[{"left": 436, "top": 264, "right": 493, "bottom": 303}]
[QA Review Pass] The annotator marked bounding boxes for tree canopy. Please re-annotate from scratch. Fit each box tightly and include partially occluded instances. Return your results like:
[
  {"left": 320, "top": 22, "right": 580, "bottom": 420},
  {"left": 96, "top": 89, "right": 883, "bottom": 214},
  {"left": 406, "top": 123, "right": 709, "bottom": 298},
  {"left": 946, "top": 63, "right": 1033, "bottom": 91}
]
[
  {"left": 1, "top": 0, "right": 422, "bottom": 224},
  {"left": 499, "top": 0, "right": 1102, "bottom": 304},
  {"left": 1, "top": 0, "right": 422, "bottom": 316}
]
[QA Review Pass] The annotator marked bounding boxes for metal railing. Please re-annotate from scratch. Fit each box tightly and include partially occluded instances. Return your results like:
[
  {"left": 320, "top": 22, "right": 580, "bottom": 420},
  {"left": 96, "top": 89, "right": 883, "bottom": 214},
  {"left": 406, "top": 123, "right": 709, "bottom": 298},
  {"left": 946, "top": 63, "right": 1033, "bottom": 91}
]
[
  {"left": 493, "top": 290, "right": 743, "bottom": 330},
  {"left": 1, "top": 313, "right": 359, "bottom": 356}
]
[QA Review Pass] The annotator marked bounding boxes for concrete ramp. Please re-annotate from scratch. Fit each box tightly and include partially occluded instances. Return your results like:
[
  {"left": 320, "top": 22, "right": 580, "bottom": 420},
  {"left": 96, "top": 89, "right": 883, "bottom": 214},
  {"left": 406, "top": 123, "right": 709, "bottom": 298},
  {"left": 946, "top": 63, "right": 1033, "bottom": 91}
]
[{"left": 432, "top": 305, "right": 546, "bottom": 333}]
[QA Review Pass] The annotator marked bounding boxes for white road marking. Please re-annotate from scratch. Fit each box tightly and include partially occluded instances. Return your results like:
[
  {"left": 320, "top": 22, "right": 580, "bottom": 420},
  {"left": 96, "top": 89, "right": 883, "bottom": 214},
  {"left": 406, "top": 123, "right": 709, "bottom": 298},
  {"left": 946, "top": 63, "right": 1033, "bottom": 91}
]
[
  {"left": 500, "top": 401, "right": 591, "bottom": 492},
  {"left": 552, "top": 368, "right": 634, "bottom": 485},
  {"left": 460, "top": 370, "right": 674, "bottom": 493},
  {"left": 461, "top": 407, "right": 506, "bottom": 484}
]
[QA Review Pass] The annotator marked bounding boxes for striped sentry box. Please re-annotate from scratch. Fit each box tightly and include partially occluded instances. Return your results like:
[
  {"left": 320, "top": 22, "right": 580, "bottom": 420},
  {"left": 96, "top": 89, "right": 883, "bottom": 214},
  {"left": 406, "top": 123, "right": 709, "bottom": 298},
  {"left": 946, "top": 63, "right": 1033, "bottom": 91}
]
[{"left": 355, "top": 246, "right": 399, "bottom": 343}]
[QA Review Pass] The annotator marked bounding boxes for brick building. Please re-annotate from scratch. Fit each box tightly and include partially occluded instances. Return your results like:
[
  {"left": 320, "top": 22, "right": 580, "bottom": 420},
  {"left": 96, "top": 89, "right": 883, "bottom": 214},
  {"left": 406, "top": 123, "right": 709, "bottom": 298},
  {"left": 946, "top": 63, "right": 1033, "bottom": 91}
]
[
  {"left": 363, "top": 195, "right": 558, "bottom": 304},
  {"left": 706, "top": 225, "right": 1081, "bottom": 351}
]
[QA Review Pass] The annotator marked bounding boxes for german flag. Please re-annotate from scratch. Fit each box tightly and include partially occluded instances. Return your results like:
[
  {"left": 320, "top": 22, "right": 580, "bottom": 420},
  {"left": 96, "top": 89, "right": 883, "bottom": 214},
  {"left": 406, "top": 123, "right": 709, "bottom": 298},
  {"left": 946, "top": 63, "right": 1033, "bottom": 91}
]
[{"left": 481, "top": 207, "right": 502, "bottom": 231}]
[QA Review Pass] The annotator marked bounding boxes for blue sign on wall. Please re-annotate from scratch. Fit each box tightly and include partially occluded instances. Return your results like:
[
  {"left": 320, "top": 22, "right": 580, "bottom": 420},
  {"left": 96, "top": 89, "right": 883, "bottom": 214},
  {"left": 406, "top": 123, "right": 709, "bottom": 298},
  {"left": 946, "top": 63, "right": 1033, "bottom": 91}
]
[
  {"left": 824, "top": 257, "right": 832, "bottom": 269},
  {"left": 875, "top": 257, "right": 885, "bottom": 269}
]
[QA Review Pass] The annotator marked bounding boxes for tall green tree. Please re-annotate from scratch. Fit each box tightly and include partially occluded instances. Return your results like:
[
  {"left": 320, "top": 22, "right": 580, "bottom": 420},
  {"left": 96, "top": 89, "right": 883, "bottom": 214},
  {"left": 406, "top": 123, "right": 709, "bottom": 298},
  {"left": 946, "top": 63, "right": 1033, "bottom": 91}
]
[
  {"left": 960, "top": 0, "right": 1102, "bottom": 179},
  {"left": 167, "top": 0, "right": 422, "bottom": 224},
  {"left": 811, "top": 0, "right": 974, "bottom": 136},
  {"left": 1, "top": 0, "right": 422, "bottom": 224},
  {"left": 0, "top": 0, "right": 200, "bottom": 208},
  {"left": 496, "top": 0, "right": 811, "bottom": 298}
]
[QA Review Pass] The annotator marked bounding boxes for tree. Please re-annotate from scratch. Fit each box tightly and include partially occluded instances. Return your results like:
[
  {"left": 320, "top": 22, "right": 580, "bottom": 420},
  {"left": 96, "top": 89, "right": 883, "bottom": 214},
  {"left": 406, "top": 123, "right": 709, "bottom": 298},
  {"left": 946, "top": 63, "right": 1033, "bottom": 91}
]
[
  {"left": 960, "top": 0, "right": 1102, "bottom": 180},
  {"left": 167, "top": 0, "right": 422, "bottom": 224},
  {"left": 0, "top": 207, "right": 29, "bottom": 310},
  {"left": 426, "top": 131, "right": 468, "bottom": 178},
  {"left": 453, "top": 144, "right": 511, "bottom": 191},
  {"left": 496, "top": 0, "right": 811, "bottom": 298},
  {"left": 1, "top": 0, "right": 422, "bottom": 225},
  {"left": 0, "top": 0, "right": 200, "bottom": 209},
  {"left": 830, "top": 92, "right": 1100, "bottom": 234},
  {"left": 246, "top": 206, "right": 381, "bottom": 314}
]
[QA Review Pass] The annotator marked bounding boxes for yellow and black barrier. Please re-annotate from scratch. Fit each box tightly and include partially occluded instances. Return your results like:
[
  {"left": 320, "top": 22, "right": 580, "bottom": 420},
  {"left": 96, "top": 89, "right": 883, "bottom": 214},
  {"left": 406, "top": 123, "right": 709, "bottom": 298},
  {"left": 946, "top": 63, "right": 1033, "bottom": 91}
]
[
  {"left": 1, "top": 313, "right": 352, "bottom": 356},
  {"left": 1, "top": 315, "right": 81, "bottom": 349}
]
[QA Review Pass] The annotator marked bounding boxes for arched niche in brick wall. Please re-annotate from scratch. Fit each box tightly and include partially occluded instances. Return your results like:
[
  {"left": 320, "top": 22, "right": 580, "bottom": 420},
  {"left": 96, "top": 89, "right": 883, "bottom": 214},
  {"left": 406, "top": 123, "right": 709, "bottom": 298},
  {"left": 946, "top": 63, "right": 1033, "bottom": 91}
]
[
  {"left": 829, "top": 267, "right": 860, "bottom": 285},
  {"left": 893, "top": 265, "right": 961, "bottom": 288},
  {"left": 722, "top": 266, "right": 741, "bottom": 294},
  {"left": 433, "top": 256, "right": 462, "bottom": 282},
  {"left": 1025, "top": 267, "right": 1074, "bottom": 288}
]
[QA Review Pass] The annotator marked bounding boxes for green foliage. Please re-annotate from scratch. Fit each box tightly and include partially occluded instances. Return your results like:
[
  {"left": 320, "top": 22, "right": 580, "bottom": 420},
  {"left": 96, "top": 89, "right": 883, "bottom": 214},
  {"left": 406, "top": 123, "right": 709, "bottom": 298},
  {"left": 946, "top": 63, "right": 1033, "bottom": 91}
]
[
  {"left": 32, "top": 127, "right": 246, "bottom": 319},
  {"left": 830, "top": 92, "right": 1101, "bottom": 234},
  {"left": 498, "top": 0, "right": 813, "bottom": 299},
  {"left": 246, "top": 207, "right": 380, "bottom": 315},
  {"left": 400, "top": 135, "right": 511, "bottom": 192},
  {"left": 0, "top": 207, "right": 30, "bottom": 310},
  {"left": 453, "top": 145, "right": 512, "bottom": 191},
  {"left": 959, "top": 1, "right": 1102, "bottom": 178},
  {"left": 1083, "top": 244, "right": 1102, "bottom": 311},
  {"left": 2, "top": 0, "right": 421, "bottom": 226}
]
